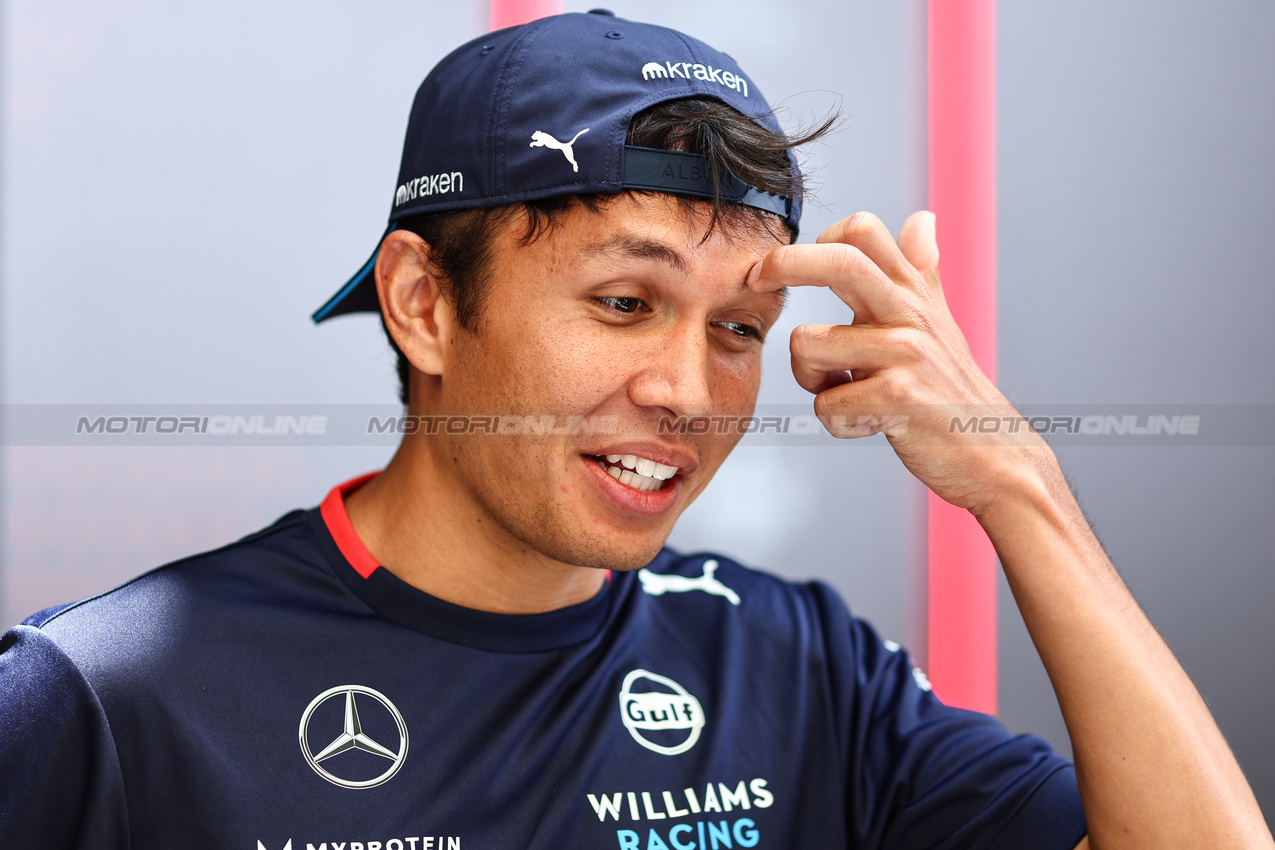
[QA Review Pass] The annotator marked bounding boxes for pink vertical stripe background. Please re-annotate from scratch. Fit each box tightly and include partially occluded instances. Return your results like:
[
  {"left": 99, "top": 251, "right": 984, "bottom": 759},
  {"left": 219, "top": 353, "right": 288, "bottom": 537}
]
[
  {"left": 490, "top": 0, "right": 562, "bottom": 30},
  {"left": 484, "top": 0, "right": 1001, "bottom": 713},
  {"left": 927, "top": 0, "right": 999, "bottom": 714}
]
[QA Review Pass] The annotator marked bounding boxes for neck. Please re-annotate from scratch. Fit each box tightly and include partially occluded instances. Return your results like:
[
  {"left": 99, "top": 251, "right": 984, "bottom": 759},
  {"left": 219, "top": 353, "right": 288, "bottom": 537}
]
[{"left": 342, "top": 433, "right": 607, "bottom": 615}]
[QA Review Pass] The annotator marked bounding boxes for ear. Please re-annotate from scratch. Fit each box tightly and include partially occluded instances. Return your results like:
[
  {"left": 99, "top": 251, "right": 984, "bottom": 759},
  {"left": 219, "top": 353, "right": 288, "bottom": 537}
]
[{"left": 375, "top": 230, "right": 455, "bottom": 377}]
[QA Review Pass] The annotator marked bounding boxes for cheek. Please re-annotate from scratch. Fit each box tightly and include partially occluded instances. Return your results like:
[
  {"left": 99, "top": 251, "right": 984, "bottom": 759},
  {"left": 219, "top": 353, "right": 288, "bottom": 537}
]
[
  {"left": 709, "top": 353, "right": 763, "bottom": 409},
  {"left": 707, "top": 354, "right": 762, "bottom": 448},
  {"left": 448, "top": 316, "right": 627, "bottom": 417},
  {"left": 522, "top": 319, "right": 645, "bottom": 406}
]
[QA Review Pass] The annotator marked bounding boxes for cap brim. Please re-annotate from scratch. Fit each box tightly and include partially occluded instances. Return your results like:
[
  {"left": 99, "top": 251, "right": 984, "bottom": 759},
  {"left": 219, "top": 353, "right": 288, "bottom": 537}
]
[{"left": 311, "top": 224, "right": 395, "bottom": 323}]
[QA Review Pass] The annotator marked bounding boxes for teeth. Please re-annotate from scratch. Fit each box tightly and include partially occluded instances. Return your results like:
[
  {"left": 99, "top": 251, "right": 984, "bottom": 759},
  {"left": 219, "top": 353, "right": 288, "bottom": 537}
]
[{"left": 593, "top": 452, "right": 682, "bottom": 492}]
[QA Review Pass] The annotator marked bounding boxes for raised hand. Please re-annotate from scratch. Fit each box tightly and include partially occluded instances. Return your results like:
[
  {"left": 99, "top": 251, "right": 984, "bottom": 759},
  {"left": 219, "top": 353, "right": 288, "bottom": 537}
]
[{"left": 749, "top": 210, "right": 1046, "bottom": 514}]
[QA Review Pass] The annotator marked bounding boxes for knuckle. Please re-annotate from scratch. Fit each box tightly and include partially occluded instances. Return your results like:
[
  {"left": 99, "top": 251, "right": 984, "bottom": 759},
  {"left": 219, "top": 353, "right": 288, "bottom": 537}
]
[
  {"left": 817, "top": 217, "right": 854, "bottom": 245},
  {"left": 892, "top": 327, "right": 929, "bottom": 360},
  {"left": 897, "top": 300, "right": 937, "bottom": 334},
  {"left": 828, "top": 244, "right": 865, "bottom": 280},
  {"left": 796, "top": 371, "right": 827, "bottom": 394},
  {"left": 874, "top": 371, "right": 906, "bottom": 405},
  {"left": 789, "top": 324, "right": 821, "bottom": 358},
  {"left": 819, "top": 211, "right": 883, "bottom": 246},
  {"left": 851, "top": 211, "right": 880, "bottom": 236},
  {"left": 813, "top": 391, "right": 840, "bottom": 422}
]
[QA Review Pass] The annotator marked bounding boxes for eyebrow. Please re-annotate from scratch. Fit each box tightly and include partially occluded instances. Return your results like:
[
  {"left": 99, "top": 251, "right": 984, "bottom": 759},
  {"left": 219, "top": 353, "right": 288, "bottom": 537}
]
[
  {"left": 583, "top": 232, "right": 786, "bottom": 311},
  {"left": 584, "top": 234, "right": 689, "bottom": 274}
]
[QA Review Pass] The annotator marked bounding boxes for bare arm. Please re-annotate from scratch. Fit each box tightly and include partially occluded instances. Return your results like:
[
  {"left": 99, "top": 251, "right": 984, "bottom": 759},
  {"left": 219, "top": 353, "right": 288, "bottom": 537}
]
[
  {"left": 751, "top": 210, "right": 1273, "bottom": 848},
  {"left": 977, "top": 428, "right": 1269, "bottom": 847}
]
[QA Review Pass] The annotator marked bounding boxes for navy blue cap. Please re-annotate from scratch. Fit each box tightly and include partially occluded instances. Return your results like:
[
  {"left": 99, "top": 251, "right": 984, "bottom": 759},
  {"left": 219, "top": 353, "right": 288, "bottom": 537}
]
[{"left": 313, "top": 11, "right": 801, "bottom": 323}]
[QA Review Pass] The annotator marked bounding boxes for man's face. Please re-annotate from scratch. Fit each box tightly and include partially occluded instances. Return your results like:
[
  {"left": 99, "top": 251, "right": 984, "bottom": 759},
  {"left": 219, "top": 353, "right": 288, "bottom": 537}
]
[{"left": 432, "top": 193, "right": 787, "bottom": 571}]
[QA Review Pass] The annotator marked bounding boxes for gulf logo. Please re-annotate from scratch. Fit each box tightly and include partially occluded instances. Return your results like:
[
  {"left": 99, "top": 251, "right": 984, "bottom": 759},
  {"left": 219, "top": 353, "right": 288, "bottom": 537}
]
[{"left": 619, "top": 669, "right": 705, "bottom": 756}]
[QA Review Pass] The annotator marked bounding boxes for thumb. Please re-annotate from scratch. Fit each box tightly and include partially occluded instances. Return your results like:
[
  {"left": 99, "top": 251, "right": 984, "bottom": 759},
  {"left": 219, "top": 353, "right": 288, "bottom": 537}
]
[{"left": 898, "top": 210, "right": 941, "bottom": 291}]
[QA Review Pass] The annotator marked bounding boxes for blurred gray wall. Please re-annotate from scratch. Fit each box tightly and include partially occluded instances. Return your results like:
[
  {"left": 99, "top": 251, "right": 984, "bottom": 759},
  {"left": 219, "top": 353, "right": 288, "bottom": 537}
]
[
  {"left": 996, "top": 0, "right": 1275, "bottom": 819},
  {"left": 3, "top": 0, "right": 1271, "bottom": 822}
]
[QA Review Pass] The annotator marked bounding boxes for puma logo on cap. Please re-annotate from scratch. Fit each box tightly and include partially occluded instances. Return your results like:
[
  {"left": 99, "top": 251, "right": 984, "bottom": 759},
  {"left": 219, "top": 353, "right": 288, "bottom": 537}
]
[{"left": 530, "top": 128, "right": 589, "bottom": 173}]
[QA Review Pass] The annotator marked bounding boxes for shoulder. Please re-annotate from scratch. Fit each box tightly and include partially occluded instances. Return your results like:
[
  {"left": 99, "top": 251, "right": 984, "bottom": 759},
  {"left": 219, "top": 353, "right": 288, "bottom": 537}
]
[
  {"left": 18, "top": 507, "right": 340, "bottom": 693},
  {"left": 0, "top": 624, "right": 131, "bottom": 847},
  {"left": 31, "top": 507, "right": 316, "bottom": 628}
]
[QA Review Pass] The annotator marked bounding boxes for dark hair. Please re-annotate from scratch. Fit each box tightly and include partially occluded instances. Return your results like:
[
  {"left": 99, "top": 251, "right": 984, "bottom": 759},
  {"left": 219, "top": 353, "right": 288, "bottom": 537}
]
[{"left": 383, "top": 97, "right": 837, "bottom": 405}]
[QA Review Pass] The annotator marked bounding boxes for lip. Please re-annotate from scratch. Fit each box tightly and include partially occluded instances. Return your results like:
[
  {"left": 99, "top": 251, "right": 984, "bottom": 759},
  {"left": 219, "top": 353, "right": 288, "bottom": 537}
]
[
  {"left": 581, "top": 454, "right": 683, "bottom": 518},
  {"left": 581, "top": 443, "right": 699, "bottom": 477}
]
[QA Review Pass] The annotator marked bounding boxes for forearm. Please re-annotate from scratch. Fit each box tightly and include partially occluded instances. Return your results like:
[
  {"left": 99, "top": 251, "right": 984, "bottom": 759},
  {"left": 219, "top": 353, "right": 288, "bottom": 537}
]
[{"left": 976, "top": 451, "right": 1273, "bottom": 848}]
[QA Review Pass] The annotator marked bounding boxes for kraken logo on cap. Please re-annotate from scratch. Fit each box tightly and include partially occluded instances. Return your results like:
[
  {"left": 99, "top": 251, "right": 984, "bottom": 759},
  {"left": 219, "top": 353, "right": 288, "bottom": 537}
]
[{"left": 639, "top": 60, "right": 749, "bottom": 96}]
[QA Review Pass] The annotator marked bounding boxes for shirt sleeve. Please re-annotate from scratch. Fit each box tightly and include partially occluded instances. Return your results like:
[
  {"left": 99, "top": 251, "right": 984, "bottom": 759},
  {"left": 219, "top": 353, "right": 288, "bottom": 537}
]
[
  {"left": 808, "top": 582, "right": 1087, "bottom": 850},
  {"left": 0, "top": 624, "right": 130, "bottom": 850}
]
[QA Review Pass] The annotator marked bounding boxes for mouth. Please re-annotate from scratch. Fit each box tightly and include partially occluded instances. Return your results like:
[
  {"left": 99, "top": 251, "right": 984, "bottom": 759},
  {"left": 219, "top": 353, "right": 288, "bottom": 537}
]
[{"left": 584, "top": 453, "right": 680, "bottom": 492}]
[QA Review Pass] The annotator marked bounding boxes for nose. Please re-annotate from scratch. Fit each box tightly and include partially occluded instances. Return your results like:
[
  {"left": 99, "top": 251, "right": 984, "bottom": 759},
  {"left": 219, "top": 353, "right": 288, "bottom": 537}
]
[{"left": 627, "top": 322, "right": 714, "bottom": 418}]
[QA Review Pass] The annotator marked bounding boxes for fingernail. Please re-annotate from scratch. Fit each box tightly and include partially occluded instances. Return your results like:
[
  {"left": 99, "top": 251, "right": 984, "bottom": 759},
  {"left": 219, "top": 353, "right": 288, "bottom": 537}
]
[{"left": 746, "top": 262, "right": 762, "bottom": 289}]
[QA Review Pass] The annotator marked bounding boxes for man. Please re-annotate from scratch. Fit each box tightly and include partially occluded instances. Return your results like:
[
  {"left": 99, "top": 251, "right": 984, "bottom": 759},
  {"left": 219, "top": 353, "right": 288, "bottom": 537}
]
[{"left": 1, "top": 11, "right": 1270, "bottom": 850}]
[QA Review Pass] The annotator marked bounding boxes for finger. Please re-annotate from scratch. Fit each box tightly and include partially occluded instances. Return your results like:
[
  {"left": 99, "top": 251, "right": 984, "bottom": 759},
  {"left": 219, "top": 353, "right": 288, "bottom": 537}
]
[
  {"left": 749, "top": 242, "right": 908, "bottom": 325},
  {"left": 817, "top": 211, "right": 921, "bottom": 289},
  {"left": 790, "top": 323, "right": 927, "bottom": 393},
  {"left": 897, "top": 210, "right": 941, "bottom": 294},
  {"left": 789, "top": 324, "right": 852, "bottom": 393},
  {"left": 811, "top": 376, "right": 913, "bottom": 440},
  {"left": 792, "top": 362, "right": 853, "bottom": 395}
]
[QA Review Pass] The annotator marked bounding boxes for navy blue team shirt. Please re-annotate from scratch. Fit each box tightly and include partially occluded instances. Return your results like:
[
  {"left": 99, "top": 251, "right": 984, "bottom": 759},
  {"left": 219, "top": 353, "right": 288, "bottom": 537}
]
[{"left": 0, "top": 475, "right": 1086, "bottom": 849}]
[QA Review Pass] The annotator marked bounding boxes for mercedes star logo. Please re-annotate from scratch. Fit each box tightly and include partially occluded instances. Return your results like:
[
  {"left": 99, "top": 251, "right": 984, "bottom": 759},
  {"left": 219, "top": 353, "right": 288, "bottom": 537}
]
[{"left": 298, "top": 685, "right": 409, "bottom": 789}]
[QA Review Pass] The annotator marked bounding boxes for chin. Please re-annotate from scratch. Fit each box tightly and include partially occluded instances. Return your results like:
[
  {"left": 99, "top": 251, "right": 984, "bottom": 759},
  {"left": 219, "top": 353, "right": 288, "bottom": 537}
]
[{"left": 533, "top": 526, "right": 670, "bottom": 573}]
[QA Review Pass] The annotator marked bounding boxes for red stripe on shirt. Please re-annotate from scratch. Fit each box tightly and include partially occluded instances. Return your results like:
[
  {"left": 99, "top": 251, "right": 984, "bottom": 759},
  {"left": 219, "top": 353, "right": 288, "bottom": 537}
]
[{"left": 319, "top": 472, "right": 381, "bottom": 579}]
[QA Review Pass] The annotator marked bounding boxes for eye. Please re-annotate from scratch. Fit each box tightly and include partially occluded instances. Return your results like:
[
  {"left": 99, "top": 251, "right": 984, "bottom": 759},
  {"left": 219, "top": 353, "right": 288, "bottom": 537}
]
[
  {"left": 596, "top": 296, "right": 651, "bottom": 314},
  {"left": 715, "top": 321, "right": 765, "bottom": 343}
]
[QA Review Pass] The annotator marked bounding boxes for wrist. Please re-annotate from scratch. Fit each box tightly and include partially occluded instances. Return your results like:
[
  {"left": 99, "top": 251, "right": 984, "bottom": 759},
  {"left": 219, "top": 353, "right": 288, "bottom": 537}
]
[{"left": 968, "top": 444, "right": 1072, "bottom": 533}]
